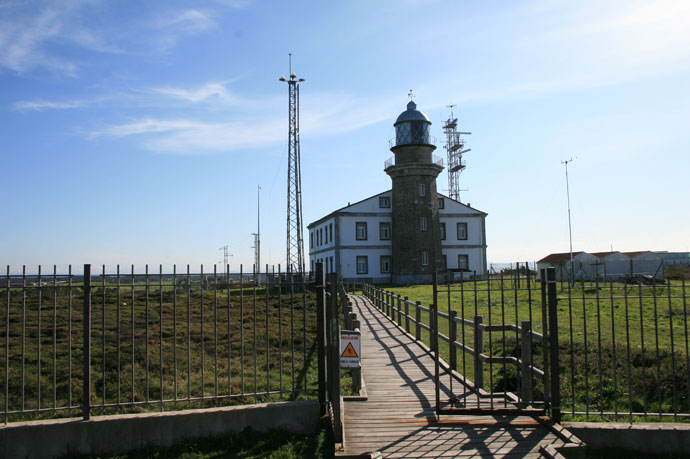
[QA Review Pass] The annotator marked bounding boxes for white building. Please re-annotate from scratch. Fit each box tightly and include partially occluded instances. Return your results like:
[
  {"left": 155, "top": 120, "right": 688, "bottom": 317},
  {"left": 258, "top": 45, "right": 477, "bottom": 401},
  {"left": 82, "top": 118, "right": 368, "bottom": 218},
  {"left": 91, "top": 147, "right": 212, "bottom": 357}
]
[
  {"left": 537, "top": 250, "right": 665, "bottom": 281},
  {"left": 308, "top": 101, "right": 487, "bottom": 283}
]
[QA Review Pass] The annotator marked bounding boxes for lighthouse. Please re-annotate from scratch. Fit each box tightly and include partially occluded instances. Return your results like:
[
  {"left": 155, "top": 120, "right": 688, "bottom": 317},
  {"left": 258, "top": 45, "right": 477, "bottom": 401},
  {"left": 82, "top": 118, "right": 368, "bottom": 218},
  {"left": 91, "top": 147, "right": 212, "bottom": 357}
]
[{"left": 385, "top": 100, "right": 444, "bottom": 283}]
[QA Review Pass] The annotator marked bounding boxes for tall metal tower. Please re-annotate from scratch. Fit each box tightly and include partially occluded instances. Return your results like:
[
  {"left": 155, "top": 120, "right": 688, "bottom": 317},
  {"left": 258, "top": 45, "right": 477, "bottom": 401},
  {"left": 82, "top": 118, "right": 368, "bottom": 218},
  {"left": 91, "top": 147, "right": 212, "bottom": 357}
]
[
  {"left": 442, "top": 105, "right": 472, "bottom": 202},
  {"left": 251, "top": 185, "right": 261, "bottom": 276},
  {"left": 218, "top": 245, "right": 230, "bottom": 277},
  {"left": 279, "top": 54, "right": 305, "bottom": 275}
]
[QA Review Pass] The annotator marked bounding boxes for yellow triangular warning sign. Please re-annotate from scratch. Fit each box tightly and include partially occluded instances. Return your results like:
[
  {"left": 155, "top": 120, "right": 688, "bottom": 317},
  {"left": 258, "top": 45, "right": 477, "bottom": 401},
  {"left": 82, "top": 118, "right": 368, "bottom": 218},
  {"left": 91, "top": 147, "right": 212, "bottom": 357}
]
[{"left": 341, "top": 342, "right": 358, "bottom": 358}]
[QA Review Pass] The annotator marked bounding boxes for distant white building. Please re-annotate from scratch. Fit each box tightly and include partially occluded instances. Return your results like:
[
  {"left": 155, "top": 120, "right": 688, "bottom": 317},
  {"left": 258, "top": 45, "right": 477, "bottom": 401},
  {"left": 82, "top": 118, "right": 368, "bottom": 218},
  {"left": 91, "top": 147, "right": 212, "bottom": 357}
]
[
  {"left": 308, "top": 101, "right": 487, "bottom": 283},
  {"left": 537, "top": 250, "right": 664, "bottom": 281},
  {"left": 656, "top": 252, "right": 690, "bottom": 266}
]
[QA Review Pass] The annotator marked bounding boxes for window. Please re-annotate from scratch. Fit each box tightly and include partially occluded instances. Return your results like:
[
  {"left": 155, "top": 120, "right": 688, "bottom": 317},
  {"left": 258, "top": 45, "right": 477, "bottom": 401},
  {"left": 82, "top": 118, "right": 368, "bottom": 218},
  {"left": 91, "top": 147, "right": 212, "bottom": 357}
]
[
  {"left": 319, "top": 228, "right": 323, "bottom": 245},
  {"left": 458, "top": 254, "right": 469, "bottom": 270},
  {"left": 356, "top": 222, "right": 367, "bottom": 240},
  {"left": 380, "top": 256, "right": 391, "bottom": 274},
  {"left": 421, "top": 251, "right": 429, "bottom": 266},
  {"left": 442, "top": 255, "right": 447, "bottom": 270},
  {"left": 330, "top": 256, "right": 334, "bottom": 273},
  {"left": 457, "top": 222, "right": 468, "bottom": 240},
  {"left": 310, "top": 232, "right": 314, "bottom": 248},
  {"left": 379, "top": 196, "right": 390, "bottom": 208},
  {"left": 311, "top": 260, "right": 314, "bottom": 273},
  {"left": 440, "top": 222, "right": 446, "bottom": 240},
  {"left": 379, "top": 222, "right": 391, "bottom": 240},
  {"left": 420, "top": 216, "right": 427, "bottom": 231},
  {"left": 329, "top": 223, "right": 333, "bottom": 243},
  {"left": 438, "top": 198, "right": 444, "bottom": 209},
  {"left": 418, "top": 183, "right": 425, "bottom": 196},
  {"left": 356, "top": 256, "right": 368, "bottom": 274}
]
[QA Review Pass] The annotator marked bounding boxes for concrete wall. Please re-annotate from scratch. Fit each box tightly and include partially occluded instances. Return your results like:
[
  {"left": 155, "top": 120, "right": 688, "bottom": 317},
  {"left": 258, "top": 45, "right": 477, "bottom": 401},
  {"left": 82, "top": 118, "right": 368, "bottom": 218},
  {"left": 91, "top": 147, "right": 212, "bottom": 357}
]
[
  {"left": 564, "top": 422, "right": 690, "bottom": 456},
  {"left": 0, "top": 400, "right": 320, "bottom": 459}
]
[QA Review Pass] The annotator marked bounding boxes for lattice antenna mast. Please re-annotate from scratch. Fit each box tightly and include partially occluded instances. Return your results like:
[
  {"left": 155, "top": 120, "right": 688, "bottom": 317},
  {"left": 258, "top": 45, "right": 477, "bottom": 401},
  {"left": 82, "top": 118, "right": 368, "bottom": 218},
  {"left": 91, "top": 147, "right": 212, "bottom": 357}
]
[
  {"left": 279, "top": 54, "right": 305, "bottom": 275},
  {"left": 251, "top": 185, "right": 261, "bottom": 277},
  {"left": 218, "top": 245, "right": 231, "bottom": 277},
  {"left": 442, "top": 105, "right": 472, "bottom": 202}
]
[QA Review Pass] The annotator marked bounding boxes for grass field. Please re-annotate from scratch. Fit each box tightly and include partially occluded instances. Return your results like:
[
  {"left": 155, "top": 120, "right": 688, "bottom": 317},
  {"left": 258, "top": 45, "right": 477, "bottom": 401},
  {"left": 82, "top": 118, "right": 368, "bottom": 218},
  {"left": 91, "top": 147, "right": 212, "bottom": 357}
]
[
  {"left": 1, "top": 279, "right": 319, "bottom": 422},
  {"left": 370, "top": 276, "right": 689, "bottom": 421}
]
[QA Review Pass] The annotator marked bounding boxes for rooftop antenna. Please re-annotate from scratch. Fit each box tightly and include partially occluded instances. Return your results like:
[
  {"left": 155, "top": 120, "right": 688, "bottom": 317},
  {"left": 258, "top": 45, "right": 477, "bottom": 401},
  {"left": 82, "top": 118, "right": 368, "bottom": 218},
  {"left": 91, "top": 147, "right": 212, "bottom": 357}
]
[
  {"left": 279, "top": 54, "right": 305, "bottom": 276},
  {"left": 443, "top": 104, "right": 472, "bottom": 202},
  {"left": 562, "top": 157, "right": 574, "bottom": 283}
]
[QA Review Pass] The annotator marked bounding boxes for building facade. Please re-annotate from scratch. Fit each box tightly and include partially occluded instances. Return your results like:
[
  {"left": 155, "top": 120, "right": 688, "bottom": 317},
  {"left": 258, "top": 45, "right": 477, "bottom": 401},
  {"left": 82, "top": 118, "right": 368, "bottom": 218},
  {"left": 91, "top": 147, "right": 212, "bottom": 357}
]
[{"left": 308, "top": 101, "right": 488, "bottom": 283}]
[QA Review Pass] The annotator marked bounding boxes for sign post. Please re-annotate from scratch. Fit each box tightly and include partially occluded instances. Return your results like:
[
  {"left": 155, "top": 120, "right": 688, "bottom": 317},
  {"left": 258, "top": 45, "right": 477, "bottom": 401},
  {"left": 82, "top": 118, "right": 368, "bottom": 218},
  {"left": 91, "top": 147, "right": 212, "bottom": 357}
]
[{"left": 340, "top": 330, "right": 361, "bottom": 368}]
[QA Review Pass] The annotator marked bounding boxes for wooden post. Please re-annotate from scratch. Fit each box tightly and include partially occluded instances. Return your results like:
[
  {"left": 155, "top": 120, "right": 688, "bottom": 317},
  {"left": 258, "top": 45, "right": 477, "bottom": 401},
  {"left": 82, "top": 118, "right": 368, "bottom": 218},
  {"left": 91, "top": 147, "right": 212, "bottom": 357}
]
[
  {"left": 474, "top": 315, "right": 484, "bottom": 390},
  {"left": 404, "top": 297, "right": 410, "bottom": 333},
  {"left": 520, "top": 320, "right": 533, "bottom": 404},
  {"left": 449, "top": 310, "right": 457, "bottom": 372},
  {"left": 415, "top": 301, "right": 421, "bottom": 340},
  {"left": 327, "top": 273, "right": 341, "bottom": 442},
  {"left": 540, "top": 269, "right": 551, "bottom": 405},
  {"left": 547, "top": 267, "right": 561, "bottom": 423},
  {"left": 397, "top": 295, "right": 402, "bottom": 324},
  {"left": 315, "top": 263, "right": 327, "bottom": 415}
]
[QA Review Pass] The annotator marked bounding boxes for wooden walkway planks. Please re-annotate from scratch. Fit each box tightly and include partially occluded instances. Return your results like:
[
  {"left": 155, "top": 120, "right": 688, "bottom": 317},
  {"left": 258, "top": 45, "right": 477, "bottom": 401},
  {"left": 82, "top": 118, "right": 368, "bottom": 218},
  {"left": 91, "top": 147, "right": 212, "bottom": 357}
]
[{"left": 342, "top": 294, "right": 566, "bottom": 458}]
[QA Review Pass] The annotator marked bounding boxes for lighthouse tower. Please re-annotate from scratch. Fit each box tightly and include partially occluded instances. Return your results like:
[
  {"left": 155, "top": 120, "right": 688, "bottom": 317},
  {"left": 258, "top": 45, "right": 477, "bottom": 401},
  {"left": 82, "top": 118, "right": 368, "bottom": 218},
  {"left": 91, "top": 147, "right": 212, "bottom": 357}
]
[{"left": 385, "top": 100, "right": 444, "bottom": 283}]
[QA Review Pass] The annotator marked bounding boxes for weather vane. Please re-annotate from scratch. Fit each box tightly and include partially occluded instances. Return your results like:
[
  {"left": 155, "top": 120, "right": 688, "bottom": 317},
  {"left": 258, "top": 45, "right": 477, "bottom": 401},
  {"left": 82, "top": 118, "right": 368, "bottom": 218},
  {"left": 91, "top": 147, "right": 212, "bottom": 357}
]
[{"left": 408, "top": 89, "right": 415, "bottom": 100}]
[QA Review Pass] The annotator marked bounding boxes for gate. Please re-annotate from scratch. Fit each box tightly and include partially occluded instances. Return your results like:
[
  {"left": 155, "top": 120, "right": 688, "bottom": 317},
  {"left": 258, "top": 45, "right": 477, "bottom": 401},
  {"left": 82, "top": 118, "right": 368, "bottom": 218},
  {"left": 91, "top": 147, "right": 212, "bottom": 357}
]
[{"left": 432, "top": 267, "right": 561, "bottom": 421}]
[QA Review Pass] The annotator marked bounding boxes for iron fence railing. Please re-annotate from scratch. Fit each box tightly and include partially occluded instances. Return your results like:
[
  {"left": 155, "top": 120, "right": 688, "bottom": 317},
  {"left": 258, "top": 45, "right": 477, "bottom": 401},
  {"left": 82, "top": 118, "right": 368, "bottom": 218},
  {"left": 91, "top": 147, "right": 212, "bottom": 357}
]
[
  {"left": 363, "top": 271, "right": 689, "bottom": 422},
  {"left": 1, "top": 264, "right": 317, "bottom": 424}
]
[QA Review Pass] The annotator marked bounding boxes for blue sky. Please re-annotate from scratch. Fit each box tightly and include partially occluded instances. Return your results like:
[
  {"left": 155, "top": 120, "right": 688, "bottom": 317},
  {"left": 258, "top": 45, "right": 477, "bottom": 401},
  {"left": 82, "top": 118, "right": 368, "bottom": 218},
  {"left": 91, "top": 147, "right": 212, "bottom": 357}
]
[{"left": 1, "top": 0, "right": 689, "bottom": 273}]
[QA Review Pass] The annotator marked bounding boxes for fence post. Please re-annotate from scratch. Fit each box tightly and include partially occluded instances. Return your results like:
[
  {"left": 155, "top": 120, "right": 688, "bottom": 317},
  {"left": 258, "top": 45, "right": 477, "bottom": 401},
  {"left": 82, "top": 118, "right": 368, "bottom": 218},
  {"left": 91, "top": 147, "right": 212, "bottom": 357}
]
[
  {"left": 404, "top": 297, "right": 410, "bottom": 333},
  {"left": 415, "top": 301, "right": 421, "bottom": 340},
  {"left": 474, "top": 315, "right": 484, "bottom": 390},
  {"left": 432, "top": 271, "right": 440, "bottom": 415},
  {"left": 449, "top": 310, "right": 457, "bottom": 372},
  {"left": 326, "top": 273, "right": 341, "bottom": 442},
  {"left": 315, "top": 263, "right": 327, "bottom": 415},
  {"left": 82, "top": 264, "right": 91, "bottom": 421},
  {"left": 540, "top": 269, "right": 550, "bottom": 405},
  {"left": 546, "top": 267, "right": 561, "bottom": 423},
  {"left": 520, "top": 320, "right": 533, "bottom": 405},
  {"left": 397, "top": 295, "right": 402, "bottom": 324}
]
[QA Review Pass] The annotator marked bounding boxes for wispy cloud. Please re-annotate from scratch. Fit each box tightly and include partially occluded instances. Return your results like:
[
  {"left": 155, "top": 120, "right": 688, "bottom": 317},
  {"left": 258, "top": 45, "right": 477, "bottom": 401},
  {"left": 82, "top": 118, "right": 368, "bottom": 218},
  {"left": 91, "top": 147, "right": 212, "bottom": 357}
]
[
  {"left": 13, "top": 99, "right": 87, "bottom": 111},
  {"left": 151, "top": 9, "right": 217, "bottom": 52},
  {"left": 0, "top": 2, "right": 248, "bottom": 75},
  {"left": 152, "top": 82, "right": 235, "bottom": 103},
  {"left": 89, "top": 117, "right": 284, "bottom": 153},
  {"left": 82, "top": 86, "right": 401, "bottom": 153},
  {"left": 413, "top": 0, "right": 690, "bottom": 106}
]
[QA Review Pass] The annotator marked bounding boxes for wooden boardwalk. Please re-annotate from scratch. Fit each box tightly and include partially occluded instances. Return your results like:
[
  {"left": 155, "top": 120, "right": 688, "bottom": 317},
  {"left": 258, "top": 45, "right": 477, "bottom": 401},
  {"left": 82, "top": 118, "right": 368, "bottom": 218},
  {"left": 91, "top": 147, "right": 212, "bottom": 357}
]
[{"left": 342, "top": 294, "right": 570, "bottom": 458}]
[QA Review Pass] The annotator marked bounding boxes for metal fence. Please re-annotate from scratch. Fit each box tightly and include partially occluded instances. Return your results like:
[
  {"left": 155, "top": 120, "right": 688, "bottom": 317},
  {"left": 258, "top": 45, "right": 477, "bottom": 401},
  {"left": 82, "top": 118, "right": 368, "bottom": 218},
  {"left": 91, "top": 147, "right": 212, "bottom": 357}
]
[
  {"left": 363, "top": 269, "right": 689, "bottom": 422},
  {"left": 1, "top": 264, "right": 318, "bottom": 423}
]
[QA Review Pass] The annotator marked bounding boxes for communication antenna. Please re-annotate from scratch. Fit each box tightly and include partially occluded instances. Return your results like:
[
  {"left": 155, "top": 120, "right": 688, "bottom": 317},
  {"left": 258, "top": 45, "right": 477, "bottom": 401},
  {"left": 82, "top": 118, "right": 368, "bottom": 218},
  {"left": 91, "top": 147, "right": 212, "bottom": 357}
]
[
  {"left": 251, "top": 185, "right": 261, "bottom": 281},
  {"left": 218, "top": 245, "right": 232, "bottom": 278},
  {"left": 562, "top": 157, "right": 575, "bottom": 283},
  {"left": 443, "top": 104, "right": 472, "bottom": 202},
  {"left": 279, "top": 54, "right": 305, "bottom": 275}
]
